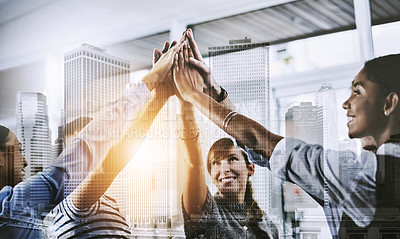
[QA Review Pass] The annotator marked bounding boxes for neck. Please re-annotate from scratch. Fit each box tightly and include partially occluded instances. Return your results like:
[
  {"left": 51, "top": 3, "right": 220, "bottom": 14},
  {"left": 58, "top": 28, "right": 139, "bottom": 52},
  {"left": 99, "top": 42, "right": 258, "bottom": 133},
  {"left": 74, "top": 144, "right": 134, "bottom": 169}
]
[{"left": 372, "top": 118, "right": 400, "bottom": 147}]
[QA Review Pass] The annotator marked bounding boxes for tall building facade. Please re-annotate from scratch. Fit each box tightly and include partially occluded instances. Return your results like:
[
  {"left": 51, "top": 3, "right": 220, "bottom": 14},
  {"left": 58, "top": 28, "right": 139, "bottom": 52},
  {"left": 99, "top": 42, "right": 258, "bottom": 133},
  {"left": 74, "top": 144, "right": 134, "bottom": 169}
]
[
  {"left": 284, "top": 85, "right": 339, "bottom": 239},
  {"left": 208, "top": 42, "right": 277, "bottom": 220},
  {"left": 16, "top": 92, "right": 52, "bottom": 209},
  {"left": 64, "top": 43, "right": 130, "bottom": 214},
  {"left": 285, "top": 102, "right": 323, "bottom": 145},
  {"left": 16, "top": 92, "right": 52, "bottom": 179},
  {"left": 284, "top": 102, "right": 323, "bottom": 215},
  {"left": 64, "top": 43, "right": 130, "bottom": 123},
  {"left": 315, "top": 83, "right": 338, "bottom": 152}
]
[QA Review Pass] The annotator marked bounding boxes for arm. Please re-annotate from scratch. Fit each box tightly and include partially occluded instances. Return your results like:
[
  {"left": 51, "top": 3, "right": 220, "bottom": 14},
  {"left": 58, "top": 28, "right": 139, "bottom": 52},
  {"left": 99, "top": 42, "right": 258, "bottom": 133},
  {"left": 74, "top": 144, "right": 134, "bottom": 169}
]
[
  {"left": 173, "top": 40, "right": 282, "bottom": 159},
  {"left": 190, "top": 91, "right": 282, "bottom": 159},
  {"left": 70, "top": 39, "right": 181, "bottom": 209},
  {"left": 186, "top": 29, "right": 235, "bottom": 111},
  {"left": 71, "top": 82, "right": 173, "bottom": 209},
  {"left": 177, "top": 101, "right": 207, "bottom": 216}
]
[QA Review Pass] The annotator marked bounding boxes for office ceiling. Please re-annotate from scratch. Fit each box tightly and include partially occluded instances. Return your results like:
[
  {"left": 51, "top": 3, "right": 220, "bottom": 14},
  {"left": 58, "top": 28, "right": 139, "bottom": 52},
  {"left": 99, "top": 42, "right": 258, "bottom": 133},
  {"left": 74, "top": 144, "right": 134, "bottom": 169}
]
[{"left": 108, "top": 0, "right": 400, "bottom": 70}]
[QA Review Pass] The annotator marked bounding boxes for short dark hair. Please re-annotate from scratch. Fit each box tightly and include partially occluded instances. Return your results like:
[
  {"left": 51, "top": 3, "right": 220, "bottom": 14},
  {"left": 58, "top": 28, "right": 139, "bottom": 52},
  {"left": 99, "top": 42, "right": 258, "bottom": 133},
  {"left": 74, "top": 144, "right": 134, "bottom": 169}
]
[
  {"left": 0, "top": 125, "right": 10, "bottom": 152},
  {"left": 363, "top": 53, "right": 400, "bottom": 95},
  {"left": 206, "top": 137, "right": 250, "bottom": 174}
]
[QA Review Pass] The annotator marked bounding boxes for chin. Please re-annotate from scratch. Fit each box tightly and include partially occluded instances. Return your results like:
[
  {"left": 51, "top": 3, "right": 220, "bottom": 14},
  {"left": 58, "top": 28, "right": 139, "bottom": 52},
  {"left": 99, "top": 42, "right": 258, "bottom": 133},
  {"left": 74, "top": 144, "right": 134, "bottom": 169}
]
[
  {"left": 219, "top": 188, "right": 239, "bottom": 196},
  {"left": 348, "top": 129, "right": 360, "bottom": 139}
]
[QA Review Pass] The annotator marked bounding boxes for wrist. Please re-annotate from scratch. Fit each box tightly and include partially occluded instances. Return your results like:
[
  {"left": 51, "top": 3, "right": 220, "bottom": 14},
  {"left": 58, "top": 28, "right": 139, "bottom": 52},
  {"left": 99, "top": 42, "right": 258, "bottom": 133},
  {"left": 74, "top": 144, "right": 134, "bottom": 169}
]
[
  {"left": 184, "top": 91, "right": 200, "bottom": 104},
  {"left": 141, "top": 74, "right": 157, "bottom": 92},
  {"left": 180, "top": 101, "right": 194, "bottom": 114},
  {"left": 142, "top": 69, "right": 164, "bottom": 92},
  {"left": 212, "top": 83, "right": 222, "bottom": 96},
  {"left": 214, "top": 86, "right": 228, "bottom": 103},
  {"left": 153, "top": 88, "right": 173, "bottom": 101}
]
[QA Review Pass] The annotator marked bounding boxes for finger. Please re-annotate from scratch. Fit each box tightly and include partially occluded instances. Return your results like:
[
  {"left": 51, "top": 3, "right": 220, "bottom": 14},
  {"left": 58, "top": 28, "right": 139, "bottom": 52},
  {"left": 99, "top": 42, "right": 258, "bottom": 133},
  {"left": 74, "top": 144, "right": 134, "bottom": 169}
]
[
  {"left": 183, "top": 42, "right": 189, "bottom": 66},
  {"left": 186, "top": 28, "right": 203, "bottom": 61},
  {"left": 178, "top": 46, "right": 184, "bottom": 70},
  {"left": 174, "top": 53, "right": 179, "bottom": 72},
  {"left": 162, "top": 41, "right": 170, "bottom": 54},
  {"left": 188, "top": 44, "right": 194, "bottom": 60},
  {"left": 153, "top": 48, "right": 162, "bottom": 65},
  {"left": 170, "top": 40, "right": 177, "bottom": 49},
  {"left": 178, "top": 30, "right": 187, "bottom": 45},
  {"left": 189, "top": 57, "right": 207, "bottom": 72}
]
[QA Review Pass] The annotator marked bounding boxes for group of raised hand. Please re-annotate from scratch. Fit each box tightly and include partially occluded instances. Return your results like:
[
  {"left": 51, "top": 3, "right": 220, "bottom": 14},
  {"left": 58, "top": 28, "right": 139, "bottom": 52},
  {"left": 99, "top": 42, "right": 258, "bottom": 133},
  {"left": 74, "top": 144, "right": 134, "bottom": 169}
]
[{"left": 147, "top": 28, "right": 223, "bottom": 106}]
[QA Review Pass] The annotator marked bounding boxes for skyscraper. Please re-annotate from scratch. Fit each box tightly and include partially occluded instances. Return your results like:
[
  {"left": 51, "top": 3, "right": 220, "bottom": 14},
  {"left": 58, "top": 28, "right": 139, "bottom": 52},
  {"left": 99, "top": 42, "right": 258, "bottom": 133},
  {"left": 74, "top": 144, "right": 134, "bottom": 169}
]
[
  {"left": 64, "top": 43, "right": 130, "bottom": 123},
  {"left": 284, "top": 85, "right": 339, "bottom": 239},
  {"left": 208, "top": 42, "right": 275, "bottom": 217},
  {"left": 50, "top": 110, "right": 64, "bottom": 161},
  {"left": 16, "top": 92, "right": 52, "bottom": 179},
  {"left": 285, "top": 102, "right": 323, "bottom": 145},
  {"left": 64, "top": 43, "right": 130, "bottom": 212},
  {"left": 16, "top": 92, "right": 52, "bottom": 208},
  {"left": 315, "top": 83, "right": 338, "bottom": 151}
]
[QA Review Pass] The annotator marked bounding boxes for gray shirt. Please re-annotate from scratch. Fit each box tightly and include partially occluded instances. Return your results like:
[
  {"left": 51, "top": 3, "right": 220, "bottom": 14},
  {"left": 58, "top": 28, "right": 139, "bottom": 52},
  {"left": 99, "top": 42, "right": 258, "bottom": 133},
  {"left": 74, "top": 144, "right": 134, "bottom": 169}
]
[
  {"left": 262, "top": 138, "right": 400, "bottom": 238},
  {"left": 182, "top": 188, "right": 279, "bottom": 239}
]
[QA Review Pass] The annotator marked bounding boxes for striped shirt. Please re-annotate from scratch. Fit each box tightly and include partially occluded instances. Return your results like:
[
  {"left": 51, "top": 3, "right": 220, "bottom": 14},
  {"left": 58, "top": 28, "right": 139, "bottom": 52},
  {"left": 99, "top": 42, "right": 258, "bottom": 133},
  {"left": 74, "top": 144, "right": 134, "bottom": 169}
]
[{"left": 43, "top": 194, "right": 130, "bottom": 239}]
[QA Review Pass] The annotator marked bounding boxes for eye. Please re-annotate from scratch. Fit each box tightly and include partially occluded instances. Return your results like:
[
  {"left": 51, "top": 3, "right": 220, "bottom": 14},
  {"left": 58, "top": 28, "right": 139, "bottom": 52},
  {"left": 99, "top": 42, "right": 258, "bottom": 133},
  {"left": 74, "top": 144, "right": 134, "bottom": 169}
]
[
  {"left": 229, "top": 157, "right": 238, "bottom": 162},
  {"left": 212, "top": 161, "right": 220, "bottom": 166},
  {"left": 352, "top": 89, "right": 360, "bottom": 95}
]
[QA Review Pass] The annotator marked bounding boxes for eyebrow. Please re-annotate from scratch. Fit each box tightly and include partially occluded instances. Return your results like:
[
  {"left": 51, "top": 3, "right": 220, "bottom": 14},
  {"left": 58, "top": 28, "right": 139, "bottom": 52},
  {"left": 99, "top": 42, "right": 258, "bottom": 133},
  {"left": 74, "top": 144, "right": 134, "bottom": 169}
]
[
  {"left": 212, "top": 153, "right": 239, "bottom": 162},
  {"left": 352, "top": 81, "right": 364, "bottom": 89}
]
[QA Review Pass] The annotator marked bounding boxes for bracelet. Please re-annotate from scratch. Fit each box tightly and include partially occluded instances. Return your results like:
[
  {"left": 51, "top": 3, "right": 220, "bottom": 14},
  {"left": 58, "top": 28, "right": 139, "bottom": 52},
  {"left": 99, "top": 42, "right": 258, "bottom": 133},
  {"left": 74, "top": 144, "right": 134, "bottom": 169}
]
[
  {"left": 222, "top": 111, "right": 238, "bottom": 132},
  {"left": 215, "top": 87, "right": 228, "bottom": 103},
  {"left": 176, "top": 128, "right": 200, "bottom": 141}
]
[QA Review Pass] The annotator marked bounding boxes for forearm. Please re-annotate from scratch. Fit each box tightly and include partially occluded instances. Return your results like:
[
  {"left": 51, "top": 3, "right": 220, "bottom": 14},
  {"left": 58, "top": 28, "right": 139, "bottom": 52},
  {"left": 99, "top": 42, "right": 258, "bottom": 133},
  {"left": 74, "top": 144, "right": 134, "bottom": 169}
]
[
  {"left": 209, "top": 84, "right": 235, "bottom": 111},
  {"left": 77, "top": 81, "right": 151, "bottom": 173},
  {"left": 141, "top": 70, "right": 160, "bottom": 92},
  {"left": 178, "top": 102, "right": 207, "bottom": 215},
  {"left": 178, "top": 104, "right": 203, "bottom": 167},
  {"left": 189, "top": 91, "right": 283, "bottom": 159},
  {"left": 72, "top": 91, "right": 170, "bottom": 209}
]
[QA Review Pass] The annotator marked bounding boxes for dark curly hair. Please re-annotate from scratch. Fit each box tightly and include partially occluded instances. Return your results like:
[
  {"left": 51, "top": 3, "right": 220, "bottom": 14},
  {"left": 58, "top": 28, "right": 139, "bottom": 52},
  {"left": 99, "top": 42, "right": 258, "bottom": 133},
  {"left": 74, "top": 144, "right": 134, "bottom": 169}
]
[
  {"left": 0, "top": 125, "right": 10, "bottom": 152},
  {"left": 363, "top": 53, "right": 400, "bottom": 95}
]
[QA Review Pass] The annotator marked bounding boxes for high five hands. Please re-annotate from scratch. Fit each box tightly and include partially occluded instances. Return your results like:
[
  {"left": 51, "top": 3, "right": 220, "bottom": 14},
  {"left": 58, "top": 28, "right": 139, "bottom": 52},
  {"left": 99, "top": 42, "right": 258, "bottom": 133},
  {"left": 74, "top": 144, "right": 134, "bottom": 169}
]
[{"left": 152, "top": 29, "right": 232, "bottom": 107}]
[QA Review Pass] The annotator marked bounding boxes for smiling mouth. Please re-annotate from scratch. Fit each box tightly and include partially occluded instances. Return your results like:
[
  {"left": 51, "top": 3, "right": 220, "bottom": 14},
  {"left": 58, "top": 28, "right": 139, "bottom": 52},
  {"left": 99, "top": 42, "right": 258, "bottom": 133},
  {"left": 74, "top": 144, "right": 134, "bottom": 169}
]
[
  {"left": 347, "top": 116, "right": 355, "bottom": 125},
  {"left": 220, "top": 177, "right": 236, "bottom": 184}
]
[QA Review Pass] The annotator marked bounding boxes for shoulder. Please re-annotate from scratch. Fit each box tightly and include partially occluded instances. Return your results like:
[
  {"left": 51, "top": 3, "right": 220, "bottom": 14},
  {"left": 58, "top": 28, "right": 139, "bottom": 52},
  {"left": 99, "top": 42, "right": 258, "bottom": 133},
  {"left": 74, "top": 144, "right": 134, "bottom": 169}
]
[
  {"left": 0, "top": 186, "right": 13, "bottom": 215},
  {"left": 43, "top": 195, "right": 129, "bottom": 238}
]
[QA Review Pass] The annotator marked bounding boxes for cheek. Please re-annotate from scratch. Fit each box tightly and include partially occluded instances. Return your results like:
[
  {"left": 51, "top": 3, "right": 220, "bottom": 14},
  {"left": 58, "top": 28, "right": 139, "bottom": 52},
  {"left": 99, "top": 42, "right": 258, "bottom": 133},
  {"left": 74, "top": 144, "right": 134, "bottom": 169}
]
[{"left": 210, "top": 168, "right": 219, "bottom": 179}]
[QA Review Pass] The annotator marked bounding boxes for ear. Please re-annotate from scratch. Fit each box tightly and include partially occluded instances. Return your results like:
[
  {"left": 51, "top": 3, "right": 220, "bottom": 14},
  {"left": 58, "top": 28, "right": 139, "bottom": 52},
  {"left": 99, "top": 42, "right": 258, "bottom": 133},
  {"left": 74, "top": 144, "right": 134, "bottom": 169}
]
[
  {"left": 384, "top": 92, "right": 399, "bottom": 116},
  {"left": 247, "top": 163, "right": 255, "bottom": 177}
]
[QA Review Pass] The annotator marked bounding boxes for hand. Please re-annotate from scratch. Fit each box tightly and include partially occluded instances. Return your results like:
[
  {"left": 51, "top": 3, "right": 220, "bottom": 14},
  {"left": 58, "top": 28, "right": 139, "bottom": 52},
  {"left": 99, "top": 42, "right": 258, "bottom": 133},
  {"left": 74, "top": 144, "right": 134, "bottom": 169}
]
[
  {"left": 173, "top": 42, "right": 205, "bottom": 103},
  {"left": 142, "top": 34, "right": 186, "bottom": 91},
  {"left": 186, "top": 28, "right": 222, "bottom": 99},
  {"left": 153, "top": 41, "right": 176, "bottom": 99}
]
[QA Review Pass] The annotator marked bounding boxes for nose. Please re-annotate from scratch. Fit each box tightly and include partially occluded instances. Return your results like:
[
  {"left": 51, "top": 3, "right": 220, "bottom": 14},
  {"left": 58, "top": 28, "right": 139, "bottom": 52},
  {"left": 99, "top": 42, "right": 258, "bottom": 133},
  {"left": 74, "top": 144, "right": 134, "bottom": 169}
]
[
  {"left": 342, "top": 97, "right": 350, "bottom": 110},
  {"left": 220, "top": 160, "right": 231, "bottom": 173}
]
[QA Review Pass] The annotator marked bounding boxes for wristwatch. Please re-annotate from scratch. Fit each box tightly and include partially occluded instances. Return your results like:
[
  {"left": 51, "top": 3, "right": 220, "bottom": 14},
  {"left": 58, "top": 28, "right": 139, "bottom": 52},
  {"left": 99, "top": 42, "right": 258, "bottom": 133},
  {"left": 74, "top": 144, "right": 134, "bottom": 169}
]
[{"left": 215, "top": 87, "right": 228, "bottom": 103}]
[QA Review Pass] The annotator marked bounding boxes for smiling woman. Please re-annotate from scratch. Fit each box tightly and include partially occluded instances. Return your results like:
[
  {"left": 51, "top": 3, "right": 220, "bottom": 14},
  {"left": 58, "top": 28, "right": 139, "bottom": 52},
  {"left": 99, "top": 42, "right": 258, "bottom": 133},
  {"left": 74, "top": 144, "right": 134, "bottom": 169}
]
[
  {"left": 177, "top": 102, "right": 278, "bottom": 238},
  {"left": 207, "top": 138, "right": 255, "bottom": 204}
]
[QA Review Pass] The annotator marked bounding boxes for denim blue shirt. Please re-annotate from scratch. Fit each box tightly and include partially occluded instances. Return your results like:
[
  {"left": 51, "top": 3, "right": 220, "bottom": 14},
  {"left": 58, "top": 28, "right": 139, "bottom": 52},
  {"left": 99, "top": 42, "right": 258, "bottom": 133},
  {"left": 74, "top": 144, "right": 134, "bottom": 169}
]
[{"left": 0, "top": 81, "right": 151, "bottom": 238}]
